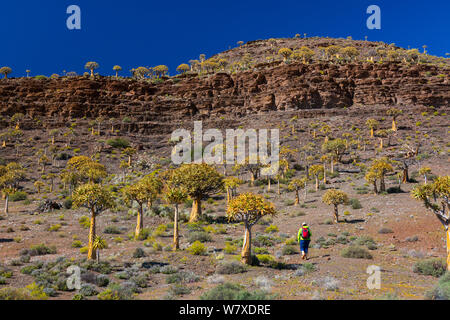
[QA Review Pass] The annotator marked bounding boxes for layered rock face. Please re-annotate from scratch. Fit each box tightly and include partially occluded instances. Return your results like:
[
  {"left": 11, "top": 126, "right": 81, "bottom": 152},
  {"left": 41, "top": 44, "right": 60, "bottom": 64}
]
[{"left": 0, "top": 62, "right": 448, "bottom": 134}]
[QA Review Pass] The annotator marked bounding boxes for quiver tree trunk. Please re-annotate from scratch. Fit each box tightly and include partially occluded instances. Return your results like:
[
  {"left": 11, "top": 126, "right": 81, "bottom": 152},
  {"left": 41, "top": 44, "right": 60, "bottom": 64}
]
[
  {"left": 334, "top": 205, "right": 339, "bottom": 223},
  {"left": 250, "top": 172, "right": 256, "bottom": 186},
  {"left": 373, "top": 180, "right": 378, "bottom": 194},
  {"left": 315, "top": 177, "right": 319, "bottom": 191},
  {"left": 446, "top": 228, "right": 450, "bottom": 271},
  {"left": 87, "top": 213, "right": 97, "bottom": 260},
  {"left": 380, "top": 175, "right": 386, "bottom": 192},
  {"left": 135, "top": 204, "right": 144, "bottom": 239},
  {"left": 173, "top": 204, "right": 180, "bottom": 250},
  {"left": 294, "top": 190, "right": 300, "bottom": 206},
  {"left": 4, "top": 195, "right": 9, "bottom": 216},
  {"left": 403, "top": 168, "right": 409, "bottom": 183},
  {"left": 241, "top": 224, "right": 252, "bottom": 265},
  {"left": 189, "top": 198, "right": 202, "bottom": 223}
]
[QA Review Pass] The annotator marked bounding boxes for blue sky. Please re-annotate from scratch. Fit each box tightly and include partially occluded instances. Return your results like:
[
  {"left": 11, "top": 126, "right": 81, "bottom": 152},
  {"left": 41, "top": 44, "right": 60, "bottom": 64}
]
[{"left": 0, "top": 0, "right": 448, "bottom": 77}]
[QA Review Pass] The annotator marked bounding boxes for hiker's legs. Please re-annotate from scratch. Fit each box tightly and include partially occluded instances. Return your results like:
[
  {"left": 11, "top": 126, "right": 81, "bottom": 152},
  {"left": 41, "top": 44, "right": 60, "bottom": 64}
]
[
  {"left": 304, "top": 240, "right": 310, "bottom": 260},
  {"left": 300, "top": 241, "right": 306, "bottom": 259}
]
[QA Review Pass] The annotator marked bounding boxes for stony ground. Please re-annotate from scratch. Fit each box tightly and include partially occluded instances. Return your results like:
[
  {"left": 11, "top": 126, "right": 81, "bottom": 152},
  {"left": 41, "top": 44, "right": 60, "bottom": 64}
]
[{"left": 0, "top": 104, "right": 448, "bottom": 300}]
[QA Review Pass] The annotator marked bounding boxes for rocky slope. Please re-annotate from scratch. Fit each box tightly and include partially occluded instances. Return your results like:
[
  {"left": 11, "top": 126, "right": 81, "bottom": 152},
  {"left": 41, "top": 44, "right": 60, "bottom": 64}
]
[{"left": 0, "top": 61, "right": 448, "bottom": 134}]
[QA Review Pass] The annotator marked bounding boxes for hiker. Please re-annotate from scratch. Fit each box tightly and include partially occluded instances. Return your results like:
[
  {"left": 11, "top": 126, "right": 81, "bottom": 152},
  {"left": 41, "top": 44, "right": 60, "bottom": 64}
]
[{"left": 298, "top": 222, "right": 312, "bottom": 260}]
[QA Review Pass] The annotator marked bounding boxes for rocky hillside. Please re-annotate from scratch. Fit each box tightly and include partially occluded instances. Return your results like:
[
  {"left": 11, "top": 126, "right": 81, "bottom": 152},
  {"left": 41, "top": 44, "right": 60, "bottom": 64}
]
[{"left": 0, "top": 38, "right": 448, "bottom": 135}]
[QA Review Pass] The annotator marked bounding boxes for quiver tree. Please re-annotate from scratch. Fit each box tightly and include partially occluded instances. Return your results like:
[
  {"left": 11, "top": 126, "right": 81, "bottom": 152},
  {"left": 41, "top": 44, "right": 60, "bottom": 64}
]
[
  {"left": 386, "top": 108, "right": 403, "bottom": 132},
  {"left": 278, "top": 48, "right": 293, "bottom": 62},
  {"left": 0, "top": 67, "right": 12, "bottom": 79},
  {"left": 320, "top": 155, "right": 329, "bottom": 183},
  {"left": 123, "top": 173, "right": 162, "bottom": 239},
  {"left": 164, "top": 186, "right": 187, "bottom": 250},
  {"left": 366, "top": 119, "right": 379, "bottom": 138},
  {"left": 365, "top": 170, "right": 379, "bottom": 194},
  {"left": 11, "top": 113, "right": 24, "bottom": 130},
  {"left": 140, "top": 172, "right": 163, "bottom": 210},
  {"left": 289, "top": 177, "right": 307, "bottom": 206},
  {"left": 375, "top": 129, "right": 389, "bottom": 149},
  {"left": 72, "top": 183, "right": 115, "bottom": 260},
  {"left": 369, "top": 157, "right": 394, "bottom": 193},
  {"left": 113, "top": 65, "right": 122, "bottom": 78},
  {"left": 0, "top": 162, "right": 26, "bottom": 216},
  {"left": 34, "top": 181, "right": 45, "bottom": 194},
  {"left": 411, "top": 176, "right": 450, "bottom": 270},
  {"left": 224, "top": 177, "right": 241, "bottom": 203},
  {"left": 176, "top": 64, "right": 190, "bottom": 74},
  {"left": 396, "top": 157, "right": 415, "bottom": 183},
  {"left": 419, "top": 167, "right": 432, "bottom": 184},
  {"left": 92, "top": 236, "right": 107, "bottom": 263},
  {"left": 61, "top": 156, "right": 107, "bottom": 192},
  {"left": 84, "top": 62, "right": 99, "bottom": 77},
  {"left": 325, "top": 45, "right": 342, "bottom": 61},
  {"left": 321, "top": 138, "right": 346, "bottom": 172},
  {"left": 49, "top": 129, "right": 59, "bottom": 145},
  {"left": 340, "top": 46, "right": 360, "bottom": 62},
  {"left": 153, "top": 65, "right": 169, "bottom": 78},
  {"left": 309, "top": 164, "right": 324, "bottom": 191},
  {"left": 322, "top": 189, "right": 349, "bottom": 223},
  {"left": 123, "top": 181, "right": 150, "bottom": 240},
  {"left": 169, "top": 164, "right": 224, "bottom": 223},
  {"left": 291, "top": 46, "right": 315, "bottom": 64},
  {"left": 122, "top": 147, "right": 136, "bottom": 166},
  {"left": 226, "top": 193, "right": 276, "bottom": 265},
  {"left": 235, "top": 156, "right": 264, "bottom": 186}
]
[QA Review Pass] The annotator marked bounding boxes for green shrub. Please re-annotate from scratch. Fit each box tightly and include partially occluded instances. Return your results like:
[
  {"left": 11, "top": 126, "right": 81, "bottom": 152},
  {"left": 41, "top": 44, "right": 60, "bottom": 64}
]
[
  {"left": 215, "top": 261, "right": 247, "bottom": 275},
  {"left": 71, "top": 240, "right": 83, "bottom": 248},
  {"left": 254, "top": 247, "right": 269, "bottom": 254},
  {"left": 80, "top": 247, "right": 89, "bottom": 254},
  {"left": 200, "top": 282, "right": 271, "bottom": 300},
  {"left": 188, "top": 231, "right": 211, "bottom": 243},
  {"left": 104, "top": 226, "right": 121, "bottom": 234},
  {"left": 168, "top": 284, "right": 191, "bottom": 296},
  {"left": 0, "top": 287, "right": 33, "bottom": 300},
  {"left": 187, "top": 241, "right": 207, "bottom": 255},
  {"left": 426, "top": 272, "right": 450, "bottom": 299},
  {"left": 78, "top": 216, "right": 90, "bottom": 229},
  {"left": 349, "top": 198, "right": 362, "bottom": 209},
  {"left": 413, "top": 258, "right": 446, "bottom": 277},
  {"left": 265, "top": 225, "right": 279, "bottom": 234},
  {"left": 224, "top": 243, "right": 237, "bottom": 254},
  {"left": 26, "top": 244, "right": 56, "bottom": 256},
  {"left": 282, "top": 245, "right": 298, "bottom": 255},
  {"left": 256, "top": 254, "right": 276, "bottom": 265},
  {"left": 48, "top": 224, "right": 61, "bottom": 232},
  {"left": 9, "top": 191, "right": 27, "bottom": 202},
  {"left": 106, "top": 138, "right": 130, "bottom": 149},
  {"left": 97, "top": 289, "right": 120, "bottom": 300},
  {"left": 63, "top": 197, "right": 73, "bottom": 209},
  {"left": 355, "top": 236, "right": 377, "bottom": 248},
  {"left": 132, "top": 248, "right": 146, "bottom": 258},
  {"left": 341, "top": 246, "right": 373, "bottom": 259},
  {"left": 137, "top": 228, "right": 151, "bottom": 240}
]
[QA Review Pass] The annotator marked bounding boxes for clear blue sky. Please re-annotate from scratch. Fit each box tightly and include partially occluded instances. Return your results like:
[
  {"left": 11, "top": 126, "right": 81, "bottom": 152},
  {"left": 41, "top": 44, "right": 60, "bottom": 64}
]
[{"left": 0, "top": 0, "right": 448, "bottom": 77}]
